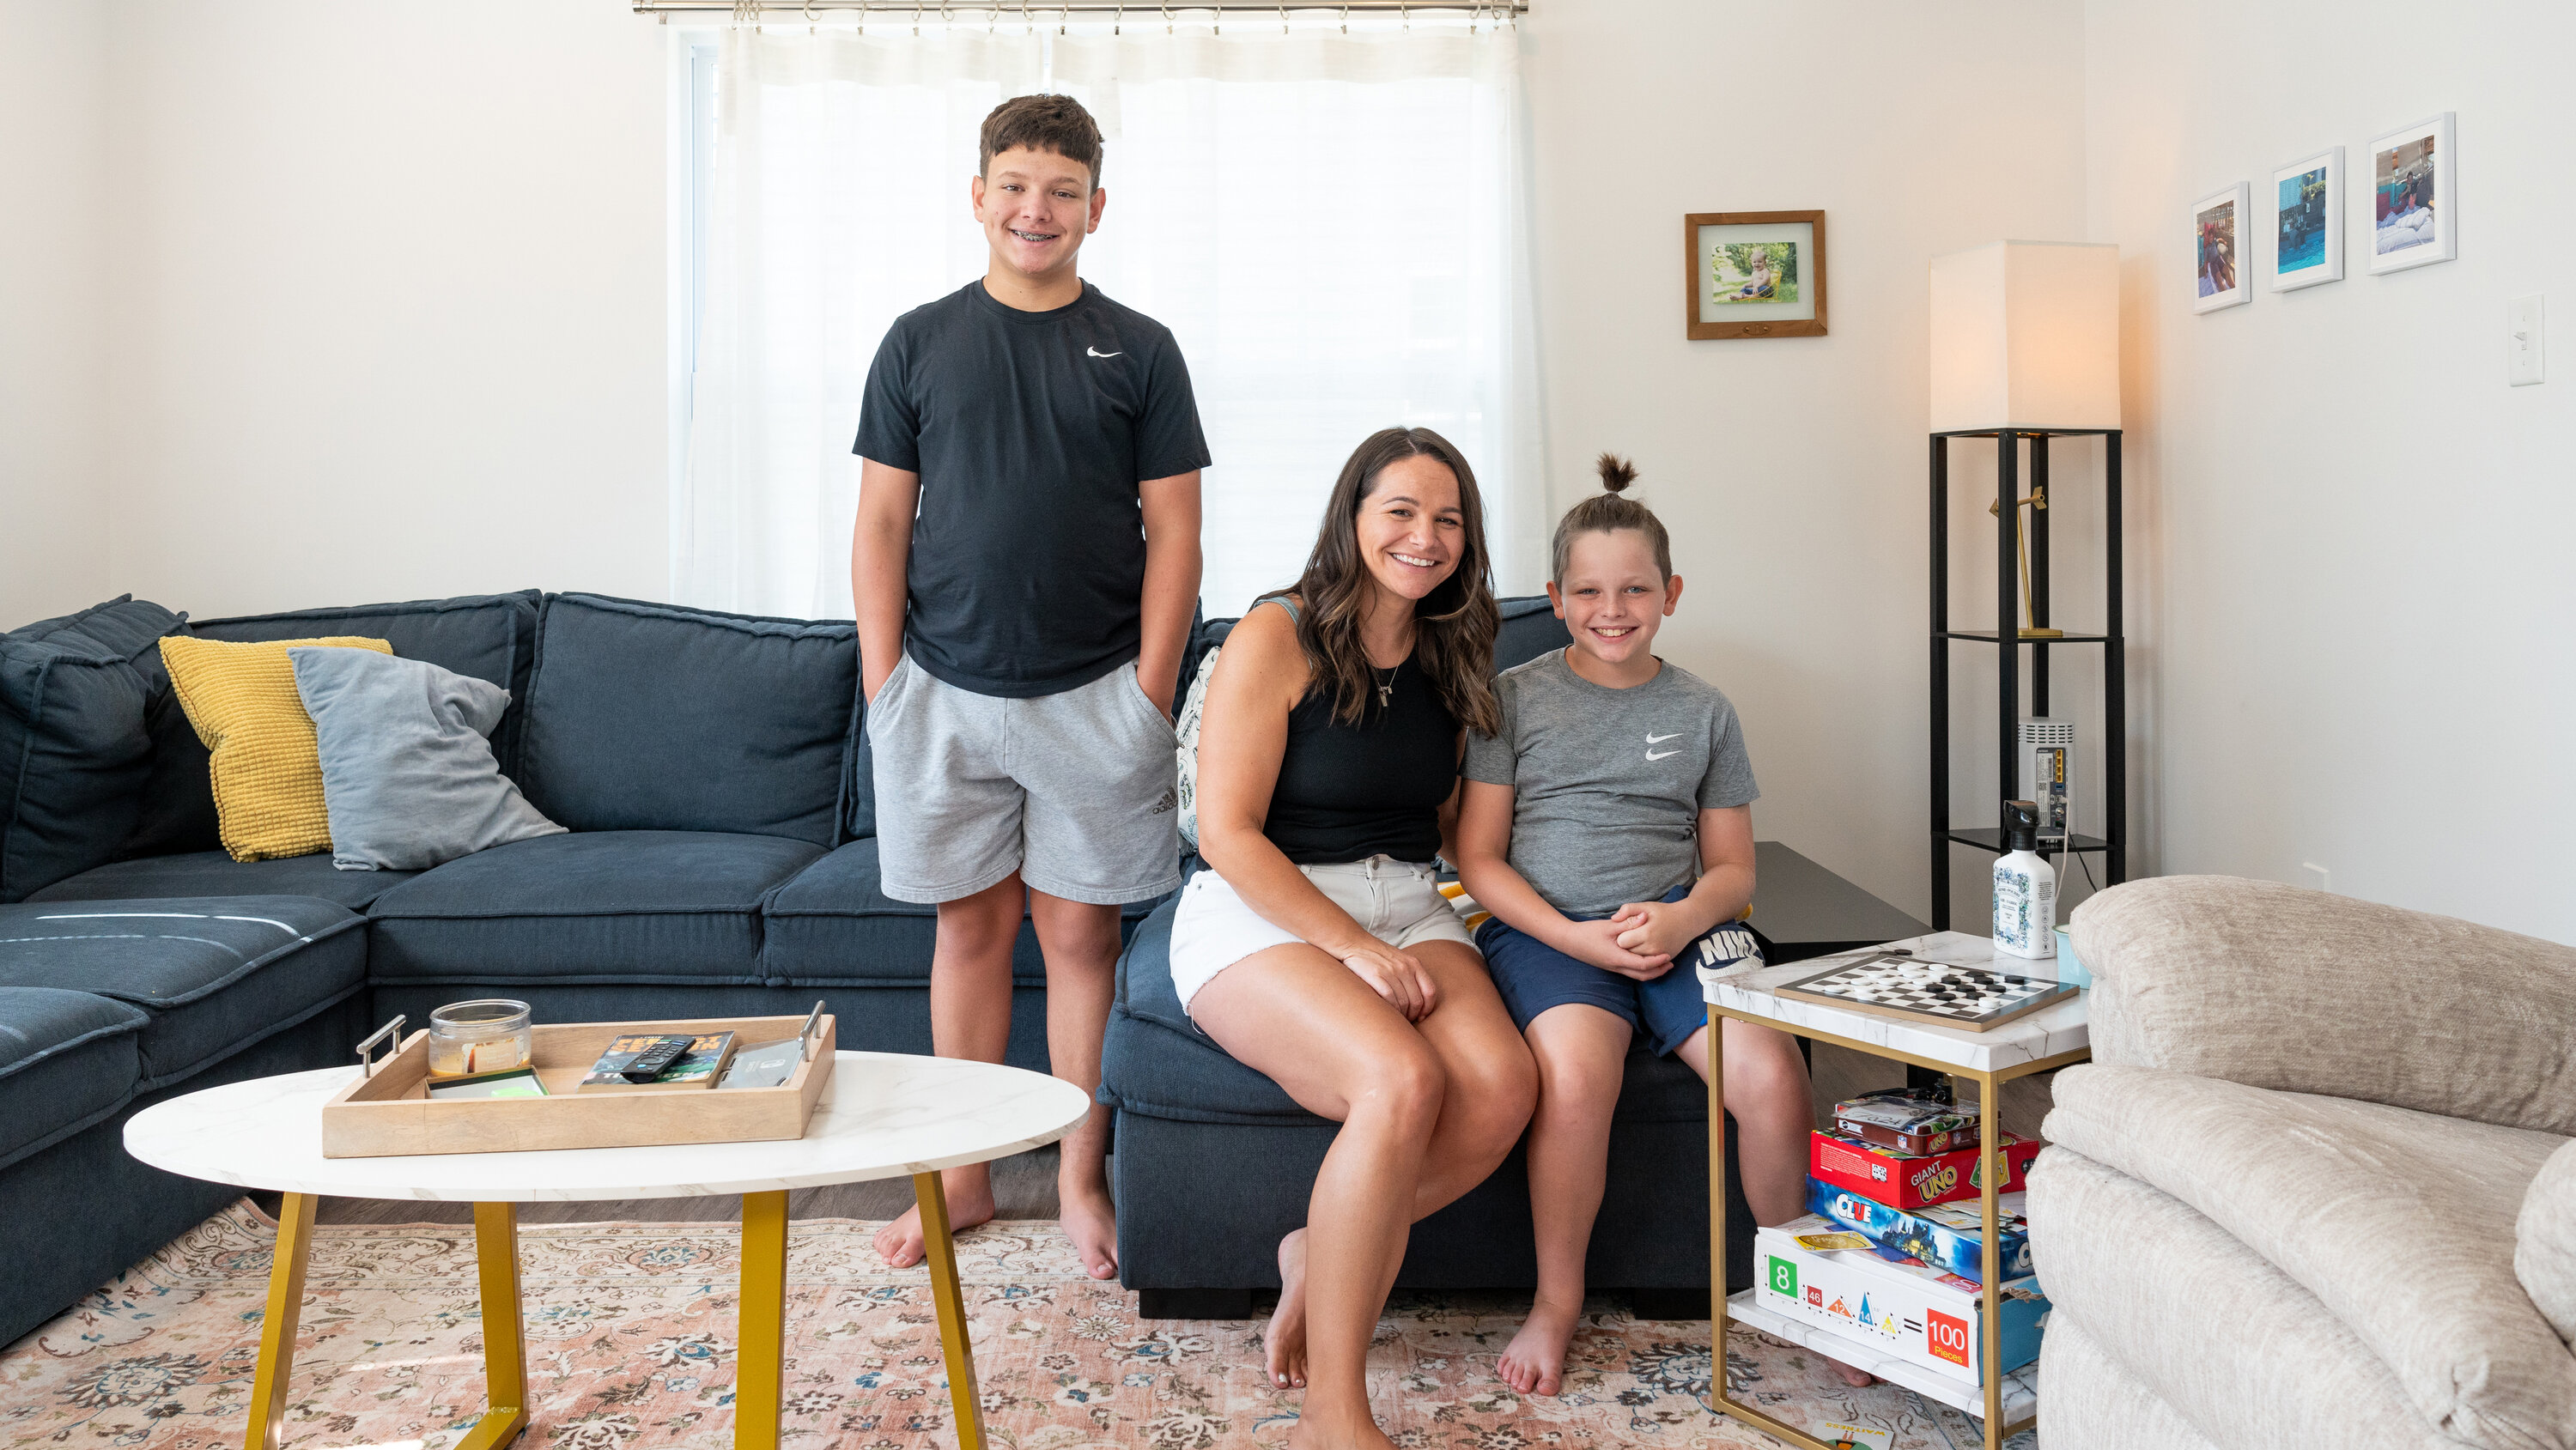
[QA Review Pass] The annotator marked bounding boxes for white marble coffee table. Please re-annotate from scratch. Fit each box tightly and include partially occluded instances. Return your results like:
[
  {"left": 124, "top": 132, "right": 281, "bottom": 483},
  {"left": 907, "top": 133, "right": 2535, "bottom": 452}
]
[
  {"left": 125, "top": 1050, "right": 1090, "bottom": 1450},
  {"left": 1701, "top": 931, "right": 2089, "bottom": 1450}
]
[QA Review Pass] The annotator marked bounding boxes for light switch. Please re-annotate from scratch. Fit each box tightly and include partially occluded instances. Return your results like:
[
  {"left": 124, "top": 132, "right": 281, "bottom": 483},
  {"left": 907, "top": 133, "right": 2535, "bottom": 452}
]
[{"left": 2509, "top": 294, "right": 2545, "bottom": 385}]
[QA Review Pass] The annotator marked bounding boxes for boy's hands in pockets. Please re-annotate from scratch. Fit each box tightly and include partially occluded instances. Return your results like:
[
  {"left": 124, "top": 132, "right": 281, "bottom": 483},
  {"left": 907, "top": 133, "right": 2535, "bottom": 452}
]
[
  {"left": 1563, "top": 918, "right": 1675, "bottom": 980},
  {"left": 1335, "top": 941, "right": 1441, "bottom": 1021}
]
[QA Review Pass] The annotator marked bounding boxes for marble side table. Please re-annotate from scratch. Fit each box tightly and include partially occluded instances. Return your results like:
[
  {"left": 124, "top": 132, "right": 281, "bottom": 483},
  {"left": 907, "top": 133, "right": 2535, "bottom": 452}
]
[
  {"left": 1701, "top": 931, "right": 2089, "bottom": 1450},
  {"left": 125, "top": 1050, "right": 1090, "bottom": 1450}
]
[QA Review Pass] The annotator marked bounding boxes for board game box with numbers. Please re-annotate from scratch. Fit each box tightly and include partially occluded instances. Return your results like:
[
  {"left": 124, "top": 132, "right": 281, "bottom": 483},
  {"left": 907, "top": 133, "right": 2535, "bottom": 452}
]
[{"left": 1775, "top": 953, "right": 2077, "bottom": 1031}]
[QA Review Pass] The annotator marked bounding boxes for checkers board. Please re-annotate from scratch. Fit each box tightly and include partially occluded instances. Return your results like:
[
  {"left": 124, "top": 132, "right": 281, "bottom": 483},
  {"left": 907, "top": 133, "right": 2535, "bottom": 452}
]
[{"left": 1774, "top": 953, "right": 2078, "bottom": 1032}]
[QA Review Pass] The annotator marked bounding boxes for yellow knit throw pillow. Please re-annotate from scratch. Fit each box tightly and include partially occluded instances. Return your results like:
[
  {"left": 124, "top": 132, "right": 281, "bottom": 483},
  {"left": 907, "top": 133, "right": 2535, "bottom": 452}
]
[{"left": 161, "top": 635, "right": 395, "bottom": 862}]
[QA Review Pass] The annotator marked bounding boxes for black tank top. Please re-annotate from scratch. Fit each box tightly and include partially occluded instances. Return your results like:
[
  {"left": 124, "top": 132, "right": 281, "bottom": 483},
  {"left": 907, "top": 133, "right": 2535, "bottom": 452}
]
[{"left": 1259, "top": 601, "right": 1460, "bottom": 865}]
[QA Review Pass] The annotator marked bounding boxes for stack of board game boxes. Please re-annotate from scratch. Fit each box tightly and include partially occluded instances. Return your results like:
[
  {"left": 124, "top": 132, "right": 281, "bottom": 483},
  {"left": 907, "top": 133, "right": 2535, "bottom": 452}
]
[{"left": 1754, "top": 1088, "right": 2051, "bottom": 1387}]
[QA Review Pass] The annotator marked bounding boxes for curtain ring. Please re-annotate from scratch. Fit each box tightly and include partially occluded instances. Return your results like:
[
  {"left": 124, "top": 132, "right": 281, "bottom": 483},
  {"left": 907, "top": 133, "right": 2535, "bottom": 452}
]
[
  {"left": 1113, "top": 0, "right": 1121, "bottom": 34},
  {"left": 1279, "top": 2, "right": 1288, "bottom": 34},
  {"left": 1340, "top": 3, "right": 1348, "bottom": 33},
  {"left": 1162, "top": 0, "right": 1170, "bottom": 33},
  {"left": 913, "top": 0, "right": 922, "bottom": 35}
]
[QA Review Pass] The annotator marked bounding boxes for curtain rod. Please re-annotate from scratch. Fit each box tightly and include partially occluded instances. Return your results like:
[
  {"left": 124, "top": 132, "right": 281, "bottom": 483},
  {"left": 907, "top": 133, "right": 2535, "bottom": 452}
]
[{"left": 635, "top": 2, "right": 1525, "bottom": 14}]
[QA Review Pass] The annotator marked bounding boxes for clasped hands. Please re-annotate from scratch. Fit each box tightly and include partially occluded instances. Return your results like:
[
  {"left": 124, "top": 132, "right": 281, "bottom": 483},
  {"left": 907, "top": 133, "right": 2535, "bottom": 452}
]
[{"left": 1561, "top": 897, "right": 1716, "bottom": 980}]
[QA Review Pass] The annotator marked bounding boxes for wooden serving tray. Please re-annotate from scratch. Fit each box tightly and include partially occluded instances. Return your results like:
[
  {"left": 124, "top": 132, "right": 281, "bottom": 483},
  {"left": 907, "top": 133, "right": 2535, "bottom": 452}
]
[{"left": 321, "top": 1014, "right": 835, "bottom": 1158}]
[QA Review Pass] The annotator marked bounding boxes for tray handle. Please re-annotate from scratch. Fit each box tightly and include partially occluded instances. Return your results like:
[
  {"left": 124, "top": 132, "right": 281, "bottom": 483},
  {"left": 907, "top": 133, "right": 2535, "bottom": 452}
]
[
  {"left": 799, "top": 1000, "right": 826, "bottom": 1061},
  {"left": 355, "top": 1016, "right": 407, "bottom": 1078}
]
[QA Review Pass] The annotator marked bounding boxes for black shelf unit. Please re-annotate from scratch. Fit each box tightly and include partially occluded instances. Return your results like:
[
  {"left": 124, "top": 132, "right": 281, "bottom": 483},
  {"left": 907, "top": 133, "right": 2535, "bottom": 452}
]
[{"left": 1929, "top": 428, "right": 2127, "bottom": 930}]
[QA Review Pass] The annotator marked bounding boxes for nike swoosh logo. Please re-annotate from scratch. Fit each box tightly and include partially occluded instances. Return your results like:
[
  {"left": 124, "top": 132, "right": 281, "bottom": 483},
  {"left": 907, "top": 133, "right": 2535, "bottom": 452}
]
[
  {"left": 1645, "top": 748, "right": 1681, "bottom": 761},
  {"left": 1087, "top": 346, "right": 1122, "bottom": 358},
  {"left": 1645, "top": 732, "right": 1682, "bottom": 743}
]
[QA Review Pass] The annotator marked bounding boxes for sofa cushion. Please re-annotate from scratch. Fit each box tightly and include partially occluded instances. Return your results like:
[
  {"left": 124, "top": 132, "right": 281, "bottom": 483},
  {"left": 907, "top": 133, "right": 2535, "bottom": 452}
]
[
  {"left": 0, "top": 597, "right": 189, "bottom": 901},
  {"left": 0, "top": 986, "right": 149, "bottom": 1173},
  {"left": 2034, "top": 1258, "right": 2300, "bottom": 1450},
  {"left": 2521, "top": 1141, "right": 2576, "bottom": 1348},
  {"left": 191, "top": 591, "right": 543, "bottom": 774},
  {"left": 1492, "top": 594, "right": 1565, "bottom": 672},
  {"left": 160, "top": 635, "right": 393, "bottom": 862},
  {"left": 2046, "top": 1063, "right": 2575, "bottom": 1450},
  {"left": 2028, "top": 1146, "right": 2463, "bottom": 1450},
  {"left": 368, "top": 830, "right": 825, "bottom": 986},
  {"left": 0, "top": 897, "right": 365, "bottom": 1089},
  {"left": 1103, "top": 886, "right": 1701, "bottom": 1127},
  {"left": 2072, "top": 876, "right": 2576, "bottom": 1137},
  {"left": 518, "top": 595, "right": 855, "bottom": 846},
  {"left": 27, "top": 850, "right": 422, "bottom": 910},
  {"left": 760, "top": 837, "right": 1159, "bottom": 985}
]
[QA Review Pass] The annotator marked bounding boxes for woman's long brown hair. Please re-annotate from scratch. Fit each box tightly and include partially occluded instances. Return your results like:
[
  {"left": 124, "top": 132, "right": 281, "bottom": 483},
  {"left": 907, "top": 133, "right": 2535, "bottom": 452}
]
[{"left": 1259, "top": 427, "right": 1501, "bottom": 735}]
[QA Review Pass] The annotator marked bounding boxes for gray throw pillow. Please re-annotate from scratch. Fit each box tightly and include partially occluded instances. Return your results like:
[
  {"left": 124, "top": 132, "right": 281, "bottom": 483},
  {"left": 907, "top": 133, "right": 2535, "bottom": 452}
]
[{"left": 289, "top": 646, "right": 565, "bottom": 871}]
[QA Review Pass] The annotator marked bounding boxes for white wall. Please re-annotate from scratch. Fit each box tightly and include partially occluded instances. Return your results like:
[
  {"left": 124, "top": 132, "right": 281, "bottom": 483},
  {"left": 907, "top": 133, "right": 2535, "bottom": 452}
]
[
  {"left": 1, "top": 1, "right": 113, "bottom": 627},
  {"left": 2084, "top": 0, "right": 2576, "bottom": 943},
  {"left": 1521, "top": 0, "right": 2093, "bottom": 922},
  {"left": 101, "top": 0, "right": 670, "bottom": 618}
]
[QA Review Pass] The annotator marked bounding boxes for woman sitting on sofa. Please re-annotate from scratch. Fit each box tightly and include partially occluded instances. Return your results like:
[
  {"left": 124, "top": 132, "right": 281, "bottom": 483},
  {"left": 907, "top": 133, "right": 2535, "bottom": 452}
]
[{"left": 1173, "top": 426, "right": 1539, "bottom": 1448}]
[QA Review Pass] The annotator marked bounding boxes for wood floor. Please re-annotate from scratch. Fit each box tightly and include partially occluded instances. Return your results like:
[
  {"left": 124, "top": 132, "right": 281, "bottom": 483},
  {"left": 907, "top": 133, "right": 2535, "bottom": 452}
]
[{"left": 306, "top": 1044, "right": 2053, "bottom": 1228}]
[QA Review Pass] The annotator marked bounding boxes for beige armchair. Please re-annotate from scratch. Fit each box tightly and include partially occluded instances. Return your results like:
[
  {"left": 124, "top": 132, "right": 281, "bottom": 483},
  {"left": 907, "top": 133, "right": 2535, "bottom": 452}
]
[{"left": 2026, "top": 876, "right": 2576, "bottom": 1450}]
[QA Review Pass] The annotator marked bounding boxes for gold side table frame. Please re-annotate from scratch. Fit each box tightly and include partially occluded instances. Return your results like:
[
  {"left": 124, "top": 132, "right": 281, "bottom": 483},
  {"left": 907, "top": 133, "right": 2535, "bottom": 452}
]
[
  {"left": 240, "top": 1175, "right": 987, "bottom": 1450},
  {"left": 1706, "top": 1007, "right": 2088, "bottom": 1450}
]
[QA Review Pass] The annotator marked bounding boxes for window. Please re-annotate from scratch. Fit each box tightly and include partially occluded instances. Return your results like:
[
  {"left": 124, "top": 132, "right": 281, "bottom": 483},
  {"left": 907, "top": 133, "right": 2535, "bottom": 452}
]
[{"left": 671, "top": 16, "right": 1540, "bottom": 621}]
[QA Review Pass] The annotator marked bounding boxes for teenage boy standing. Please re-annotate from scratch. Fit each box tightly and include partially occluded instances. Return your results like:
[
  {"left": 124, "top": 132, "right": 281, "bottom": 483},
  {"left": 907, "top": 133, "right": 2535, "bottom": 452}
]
[{"left": 853, "top": 94, "right": 1206, "bottom": 1280}]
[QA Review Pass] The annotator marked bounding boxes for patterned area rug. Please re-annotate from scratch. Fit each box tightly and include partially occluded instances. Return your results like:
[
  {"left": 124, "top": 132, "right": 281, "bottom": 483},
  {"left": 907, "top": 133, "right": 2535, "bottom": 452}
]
[{"left": 2, "top": 1203, "right": 2033, "bottom": 1449}]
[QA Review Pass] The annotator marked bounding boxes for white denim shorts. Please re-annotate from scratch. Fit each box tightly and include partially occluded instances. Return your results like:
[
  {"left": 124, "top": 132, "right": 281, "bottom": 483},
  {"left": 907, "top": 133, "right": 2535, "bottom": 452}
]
[{"left": 1167, "top": 854, "right": 1479, "bottom": 1015}]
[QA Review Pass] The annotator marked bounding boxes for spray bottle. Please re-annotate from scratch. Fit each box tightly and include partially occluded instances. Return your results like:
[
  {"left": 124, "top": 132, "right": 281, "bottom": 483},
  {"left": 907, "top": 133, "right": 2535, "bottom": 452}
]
[{"left": 1992, "top": 799, "right": 2057, "bottom": 959}]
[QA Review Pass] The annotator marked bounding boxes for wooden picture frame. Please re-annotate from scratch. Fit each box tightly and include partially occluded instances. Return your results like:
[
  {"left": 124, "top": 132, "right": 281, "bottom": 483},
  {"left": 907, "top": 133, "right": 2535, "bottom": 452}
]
[{"left": 1686, "top": 209, "right": 1827, "bottom": 339}]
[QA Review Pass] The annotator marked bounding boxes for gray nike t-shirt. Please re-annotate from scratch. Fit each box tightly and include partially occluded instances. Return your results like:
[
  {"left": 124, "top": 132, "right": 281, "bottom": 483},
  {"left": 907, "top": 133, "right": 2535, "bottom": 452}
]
[{"left": 1462, "top": 648, "right": 1759, "bottom": 916}]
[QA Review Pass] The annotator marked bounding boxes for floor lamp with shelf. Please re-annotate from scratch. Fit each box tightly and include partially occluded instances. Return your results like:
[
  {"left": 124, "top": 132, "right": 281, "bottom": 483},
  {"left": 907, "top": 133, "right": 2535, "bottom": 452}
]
[{"left": 1924, "top": 239, "right": 2128, "bottom": 932}]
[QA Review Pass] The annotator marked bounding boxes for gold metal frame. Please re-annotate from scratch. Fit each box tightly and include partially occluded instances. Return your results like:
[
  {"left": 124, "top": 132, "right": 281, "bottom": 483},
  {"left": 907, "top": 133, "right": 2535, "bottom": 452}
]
[
  {"left": 1706, "top": 1010, "right": 2087, "bottom": 1450},
  {"left": 243, "top": 1184, "right": 992, "bottom": 1450}
]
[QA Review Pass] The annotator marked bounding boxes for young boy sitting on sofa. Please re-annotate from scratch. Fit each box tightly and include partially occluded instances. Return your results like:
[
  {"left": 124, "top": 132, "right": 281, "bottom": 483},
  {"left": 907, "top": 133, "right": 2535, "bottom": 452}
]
[{"left": 1455, "top": 456, "right": 1866, "bottom": 1394}]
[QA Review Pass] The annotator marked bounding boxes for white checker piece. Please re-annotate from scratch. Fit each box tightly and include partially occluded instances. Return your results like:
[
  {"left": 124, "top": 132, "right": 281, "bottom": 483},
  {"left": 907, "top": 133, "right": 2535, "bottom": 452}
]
[{"left": 1774, "top": 953, "right": 2076, "bottom": 1032}]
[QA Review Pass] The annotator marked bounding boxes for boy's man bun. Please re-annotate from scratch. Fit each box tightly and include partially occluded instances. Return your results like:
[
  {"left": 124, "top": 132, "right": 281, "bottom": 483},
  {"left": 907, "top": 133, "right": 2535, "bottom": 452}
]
[
  {"left": 1551, "top": 452, "right": 1672, "bottom": 583},
  {"left": 981, "top": 93, "right": 1106, "bottom": 188},
  {"left": 1595, "top": 452, "right": 1638, "bottom": 494}
]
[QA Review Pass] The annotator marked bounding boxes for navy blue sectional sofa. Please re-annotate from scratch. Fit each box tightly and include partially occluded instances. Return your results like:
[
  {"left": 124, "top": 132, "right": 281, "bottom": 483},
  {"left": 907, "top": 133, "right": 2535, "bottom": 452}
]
[{"left": 0, "top": 587, "right": 1738, "bottom": 1349}]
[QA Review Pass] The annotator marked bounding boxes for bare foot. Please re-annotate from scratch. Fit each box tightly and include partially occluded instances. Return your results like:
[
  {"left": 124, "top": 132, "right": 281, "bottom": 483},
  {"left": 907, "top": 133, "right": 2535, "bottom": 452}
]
[
  {"left": 1284, "top": 1404, "right": 1396, "bottom": 1450},
  {"left": 1060, "top": 1169, "right": 1120, "bottom": 1281},
  {"left": 1497, "top": 1293, "right": 1581, "bottom": 1395},
  {"left": 873, "top": 1169, "right": 994, "bottom": 1269},
  {"left": 1825, "top": 1355, "right": 1874, "bottom": 1387},
  {"left": 1265, "top": 1228, "right": 1309, "bottom": 1389}
]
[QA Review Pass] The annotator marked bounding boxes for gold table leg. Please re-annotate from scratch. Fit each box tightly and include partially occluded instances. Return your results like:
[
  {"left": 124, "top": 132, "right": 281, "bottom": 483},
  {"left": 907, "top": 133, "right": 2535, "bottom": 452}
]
[
  {"left": 915, "top": 1171, "right": 987, "bottom": 1450},
  {"left": 243, "top": 1191, "right": 317, "bottom": 1450},
  {"left": 736, "top": 1190, "right": 791, "bottom": 1450},
  {"left": 455, "top": 1203, "right": 530, "bottom": 1450}
]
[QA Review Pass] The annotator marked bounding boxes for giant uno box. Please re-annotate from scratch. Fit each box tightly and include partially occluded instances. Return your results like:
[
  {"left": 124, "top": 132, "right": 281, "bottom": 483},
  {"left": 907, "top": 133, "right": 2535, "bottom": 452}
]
[
  {"left": 1755, "top": 1215, "right": 2049, "bottom": 1386},
  {"left": 1809, "top": 1129, "right": 2043, "bottom": 1210}
]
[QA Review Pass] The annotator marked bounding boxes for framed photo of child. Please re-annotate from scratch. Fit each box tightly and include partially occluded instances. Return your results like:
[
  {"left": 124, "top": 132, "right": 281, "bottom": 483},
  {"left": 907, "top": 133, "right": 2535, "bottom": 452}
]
[
  {"left": 2190, "top": 182, "right": 2251, "bottom": 313},
  {"left": 2366, "top": 112, "right": 2455, "bottom": 275},
  {"left": 2269, "top": 147, "right": 2343, "bottom": 292},
  {"left": 1685, "top": 210, "right": 1826, "bottom": 339}
]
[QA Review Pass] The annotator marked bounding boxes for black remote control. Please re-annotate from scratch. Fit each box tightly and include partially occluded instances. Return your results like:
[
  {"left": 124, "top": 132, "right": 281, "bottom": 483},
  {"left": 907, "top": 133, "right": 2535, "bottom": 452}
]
[{"left": 621, "top": 1034, "right": 697, "bottom": 1083}]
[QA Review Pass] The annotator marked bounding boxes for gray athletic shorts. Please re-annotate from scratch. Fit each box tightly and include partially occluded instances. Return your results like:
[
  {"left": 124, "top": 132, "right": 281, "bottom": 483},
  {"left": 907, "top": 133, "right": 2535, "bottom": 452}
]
[{"left": 867, "top": 654, "right": 1182, "bottom": 907}]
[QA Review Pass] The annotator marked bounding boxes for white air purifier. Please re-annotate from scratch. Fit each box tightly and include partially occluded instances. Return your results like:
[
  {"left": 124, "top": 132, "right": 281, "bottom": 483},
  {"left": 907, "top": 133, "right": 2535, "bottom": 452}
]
[{"left": 2018, "top": 718, "right": 2075, "bottom": 846}]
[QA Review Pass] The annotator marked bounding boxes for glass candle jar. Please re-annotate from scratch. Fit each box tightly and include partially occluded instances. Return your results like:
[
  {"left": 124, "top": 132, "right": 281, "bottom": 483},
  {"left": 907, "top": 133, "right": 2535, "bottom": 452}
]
[{"left": 426, "top": 999, "right": 533, "bottom": 1078}]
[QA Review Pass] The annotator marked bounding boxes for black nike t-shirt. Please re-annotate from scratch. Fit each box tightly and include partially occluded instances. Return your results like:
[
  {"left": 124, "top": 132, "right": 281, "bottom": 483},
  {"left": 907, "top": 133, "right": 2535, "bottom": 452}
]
[{"left": 854, "top": 280, "right": 1211, "bottom": 698}]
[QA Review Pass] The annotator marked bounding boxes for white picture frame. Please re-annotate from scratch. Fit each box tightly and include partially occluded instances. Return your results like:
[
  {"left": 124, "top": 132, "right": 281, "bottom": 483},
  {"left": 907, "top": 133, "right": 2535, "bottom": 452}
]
[
  {"left": 2269, "top": 147, "right": 2343, "bottom": 292},
  {"left": 2366, "top": 112, "right": 2455, "bottom": 275},
  {"left": 2191, "top": 182, "right": 2251, "bottom": 313}
]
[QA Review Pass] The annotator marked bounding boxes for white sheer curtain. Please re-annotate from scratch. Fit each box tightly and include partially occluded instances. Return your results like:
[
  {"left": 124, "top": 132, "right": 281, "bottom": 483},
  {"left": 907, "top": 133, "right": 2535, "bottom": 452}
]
[{"left": 676, "top": 20, "right": 1543, "bottom": 620}]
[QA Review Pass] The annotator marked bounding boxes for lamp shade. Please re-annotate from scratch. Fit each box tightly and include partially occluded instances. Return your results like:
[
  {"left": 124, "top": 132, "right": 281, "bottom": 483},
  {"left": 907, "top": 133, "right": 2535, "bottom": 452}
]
[{"left": 1929, "top": 240, "right": 2121, "bottom": 433}]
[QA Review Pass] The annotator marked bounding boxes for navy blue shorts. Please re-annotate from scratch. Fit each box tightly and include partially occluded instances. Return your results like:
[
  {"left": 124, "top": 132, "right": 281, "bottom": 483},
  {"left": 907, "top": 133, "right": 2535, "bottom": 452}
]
[{"left": 1474, "top": 886, "right": 1764, "bottom": 1059}]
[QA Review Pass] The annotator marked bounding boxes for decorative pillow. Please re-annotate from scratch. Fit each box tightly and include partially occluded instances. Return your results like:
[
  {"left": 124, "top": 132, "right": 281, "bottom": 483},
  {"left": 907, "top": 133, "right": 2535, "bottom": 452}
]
[
  {"left": 2520, "top": 1138, "right": 2576, "bottom": 1347},
  {"left": 1173, "top": 646, "right": 1222, "bottom": 853},
  {"left": 289, "top": 647, "right": 565, "bottom": 871},
  {"left": 0, "top": 597, "right": 189, "bottom": 901},
  {"left": 159, "top": 635, "right": 392, "bottom": 862}
]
